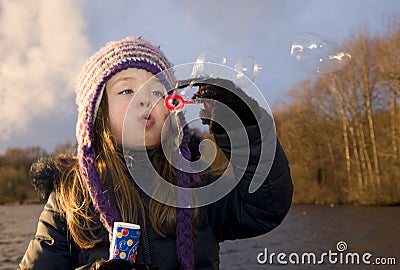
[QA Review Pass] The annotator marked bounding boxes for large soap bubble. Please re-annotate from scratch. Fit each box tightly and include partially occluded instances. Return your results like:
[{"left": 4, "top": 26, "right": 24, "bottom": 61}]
[{"left": 290, "top": 33, "right": 351, "bottom": 74}]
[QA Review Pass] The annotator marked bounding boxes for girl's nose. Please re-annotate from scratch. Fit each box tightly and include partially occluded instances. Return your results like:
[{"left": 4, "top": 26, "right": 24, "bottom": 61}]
[
  {"left": 140, "top": 100, "right": 151, "bottom": 108},
  {"left": 137, "top": 93, "right": 152, "bottom": 108}
]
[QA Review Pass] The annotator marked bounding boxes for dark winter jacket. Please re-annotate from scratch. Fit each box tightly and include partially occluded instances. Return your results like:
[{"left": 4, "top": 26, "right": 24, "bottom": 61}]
[{"left": 19, "top": 111, "right": 293, "bottom": 270}]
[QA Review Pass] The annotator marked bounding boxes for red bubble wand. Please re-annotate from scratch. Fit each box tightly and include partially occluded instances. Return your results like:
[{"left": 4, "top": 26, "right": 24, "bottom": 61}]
[{"left": 164, "top": 93, "right": 195, "bottom": 111}]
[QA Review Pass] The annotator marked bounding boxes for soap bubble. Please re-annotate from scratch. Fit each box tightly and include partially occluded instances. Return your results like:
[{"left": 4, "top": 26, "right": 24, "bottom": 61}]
[
  {"left": 191, "top": 50, "right": 227, "bottom": 78},
  {"left": 290, "top": 33, "right": 333, "bottom": 61},
  {"left": 290, "top": 33, "right": 351, "bottom": 74},
  {"left": 317, "top": 51, "right": 352, "bottom": 74},
  {"left": 233, "top": 56, "right": 262, "bottom": 88}
]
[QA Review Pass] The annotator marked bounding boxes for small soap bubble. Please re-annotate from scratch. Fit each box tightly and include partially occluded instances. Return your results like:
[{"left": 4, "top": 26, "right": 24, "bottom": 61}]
[
  {"left": 191, "top": 50, "right": 227, "bottom": 78},
  {"left": 290, "top": 33, "right": 351, "bottom": 74},
  {"left": 233, "top": 56, "right": 261, "bottom": 88},
  {"left": 317, "top": 51, "right": 352, "bottom": 74}
]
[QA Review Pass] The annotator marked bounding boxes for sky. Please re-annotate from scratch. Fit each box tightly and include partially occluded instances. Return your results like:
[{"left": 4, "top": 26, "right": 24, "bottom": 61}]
[{"left": 0, "top": 0, "right": 399, "bottom": 154}]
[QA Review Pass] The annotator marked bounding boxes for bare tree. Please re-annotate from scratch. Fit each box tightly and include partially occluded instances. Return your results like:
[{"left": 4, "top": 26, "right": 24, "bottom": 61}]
[{"left": 274, "top": 18, "right": 400, "bottom": 204}]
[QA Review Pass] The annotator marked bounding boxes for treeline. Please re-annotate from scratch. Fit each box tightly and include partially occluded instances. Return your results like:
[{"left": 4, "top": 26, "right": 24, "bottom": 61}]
[
  {"left": 0, "top": 143, "right": 75, "bottom": 204},
  {"left": 274, "top": 18, "right": 400, "bottom": 205},
  {"left": 0, "top": 147, "right": 44, "bottom": 203}
]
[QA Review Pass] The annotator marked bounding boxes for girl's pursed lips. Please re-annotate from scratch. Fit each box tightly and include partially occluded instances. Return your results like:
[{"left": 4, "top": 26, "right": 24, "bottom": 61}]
[{"left": 137, "top": 111, "right": 154, "bottom": 127}]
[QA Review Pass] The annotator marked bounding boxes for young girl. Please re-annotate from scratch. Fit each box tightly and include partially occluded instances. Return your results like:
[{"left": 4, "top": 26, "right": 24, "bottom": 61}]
[{"left": 19, "top": 36, "right": 293, "bottom": 270}]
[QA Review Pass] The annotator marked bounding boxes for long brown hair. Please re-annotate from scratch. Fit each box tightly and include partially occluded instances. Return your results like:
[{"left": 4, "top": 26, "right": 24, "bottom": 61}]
[{"left": 57, "top": 91, "right": 183, "bottom": 249}]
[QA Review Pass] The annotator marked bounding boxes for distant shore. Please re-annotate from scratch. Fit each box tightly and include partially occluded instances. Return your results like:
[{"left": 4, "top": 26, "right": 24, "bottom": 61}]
[{"left": 3, "top": 200, "right": 399, "bottom": 207}]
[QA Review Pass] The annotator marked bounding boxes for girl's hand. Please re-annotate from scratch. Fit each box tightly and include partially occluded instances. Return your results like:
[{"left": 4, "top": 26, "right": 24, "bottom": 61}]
[
  {"left": 178, "top": 77, "right": 260, "bottom": 134},
  {"left": 90, "top": 259, "right": 160, "bottom": 270},
  {"left": 90, "top": 259, "right": 132, "bottom": 270}
]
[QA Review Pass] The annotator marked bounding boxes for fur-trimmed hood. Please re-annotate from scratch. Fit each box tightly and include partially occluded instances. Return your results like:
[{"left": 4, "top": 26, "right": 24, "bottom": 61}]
[{"left": 29, "top": 155, "right": 74, "bottom": 203}]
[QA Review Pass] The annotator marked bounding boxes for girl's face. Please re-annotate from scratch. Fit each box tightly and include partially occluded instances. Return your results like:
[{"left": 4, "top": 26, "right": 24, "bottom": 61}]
[{"left": 105, "top": 68, "right": 170, "bottom": 149}]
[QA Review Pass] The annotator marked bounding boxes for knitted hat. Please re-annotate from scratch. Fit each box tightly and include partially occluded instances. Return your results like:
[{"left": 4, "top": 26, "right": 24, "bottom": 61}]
[{"left": 74, "top": 36, "right": 194, "bottom": 269}]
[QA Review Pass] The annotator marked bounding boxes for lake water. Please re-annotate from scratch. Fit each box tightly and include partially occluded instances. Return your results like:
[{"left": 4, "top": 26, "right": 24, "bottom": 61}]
[{"left": 1, "top": 204, "right": 398, "bottom": 270}]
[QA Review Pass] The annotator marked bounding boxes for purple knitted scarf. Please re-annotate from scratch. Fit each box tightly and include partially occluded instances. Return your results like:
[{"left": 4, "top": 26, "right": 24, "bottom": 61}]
[{"left": 174, "top": 111, "right": 202, "bottom": 270}]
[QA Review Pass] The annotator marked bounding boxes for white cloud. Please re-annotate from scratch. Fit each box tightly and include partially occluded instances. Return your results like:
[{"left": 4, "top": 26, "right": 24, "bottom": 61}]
[{"left": 0, "top": 0, "right": 90, "bottom": 140}]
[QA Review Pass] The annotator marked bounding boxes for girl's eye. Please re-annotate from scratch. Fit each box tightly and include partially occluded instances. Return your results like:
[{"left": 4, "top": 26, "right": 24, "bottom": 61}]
[
  {"left": 151, "top": 90, "right": 165, "bottom": 97},
  {"left": 119, "top": 89, "right": 134, "bottom": 95}
]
